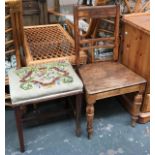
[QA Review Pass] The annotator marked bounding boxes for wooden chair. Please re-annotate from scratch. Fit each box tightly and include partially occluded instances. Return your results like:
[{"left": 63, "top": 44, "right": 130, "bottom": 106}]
[
  {"left": 7, "top": 1, "right": 83, "bottom": 153},
  {"left": 9, "top": 0, "right": 87, "bottom": 66},
  {"left": 74, "top": 4, "right": 146, "bottom": 138}
]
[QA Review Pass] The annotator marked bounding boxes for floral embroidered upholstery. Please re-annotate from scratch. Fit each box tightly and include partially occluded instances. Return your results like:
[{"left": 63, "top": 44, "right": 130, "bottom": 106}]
[{"left": 8, "top": 61, "right": 83, "bottom": 105}]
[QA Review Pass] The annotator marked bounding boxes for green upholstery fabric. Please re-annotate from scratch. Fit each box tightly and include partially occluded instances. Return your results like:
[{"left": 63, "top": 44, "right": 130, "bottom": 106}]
[{"left": 8, "top": 61, "right": 83, "bottom": 105}]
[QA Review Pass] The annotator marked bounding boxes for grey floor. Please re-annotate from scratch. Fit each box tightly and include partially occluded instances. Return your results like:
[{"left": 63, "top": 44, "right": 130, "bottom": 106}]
[{"left": 5, "top": 97, "right": 150, "bottom": 155}]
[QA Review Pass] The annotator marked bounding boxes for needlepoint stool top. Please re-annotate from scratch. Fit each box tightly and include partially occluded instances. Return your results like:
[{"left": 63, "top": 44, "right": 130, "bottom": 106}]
[{"left": 8, "top": 61, "right": 83, "bottom": 105}]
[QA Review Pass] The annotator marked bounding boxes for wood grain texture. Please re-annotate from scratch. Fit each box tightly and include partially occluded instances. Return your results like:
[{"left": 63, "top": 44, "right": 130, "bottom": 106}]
[
  {"left": 79, "top": 61, "right": 146, "bottom": 94},
  {"left": 121, "top": 13, "right": 150, "bottom": 123},
  {"left": 122, "top": 13, "right": 150, "bottom": 34},
  {"left": 74, "top": 5, "right": 146, "bottom": 138},
  {"left": 5, "top": 0, "right": 23, "bottom": 100}
]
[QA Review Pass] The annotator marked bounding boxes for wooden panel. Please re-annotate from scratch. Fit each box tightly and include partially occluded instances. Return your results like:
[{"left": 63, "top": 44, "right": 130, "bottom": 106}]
[
  {"left": 141, "top": 94, "right": 150, "bottom": 112},
  {"left": 22, "top": 0, "right": 48, "bottom": 25},
  {"left": 122, "top": 23, "right": 150, "bottom": 93},
  {"left": 122, "top": 13, "right": 150, "bottom": 35},
  {"left": 79, "top": 61, "right": 146, "bottom": 94},
  {"left": 5, "top": 0, "right": 23, "bottom": 101},
  {"left": 77, "top": 5, "right": 117, "bottom": 18},
  {"left": 121, "top": 13, "right": 150, "bottom": 123}
]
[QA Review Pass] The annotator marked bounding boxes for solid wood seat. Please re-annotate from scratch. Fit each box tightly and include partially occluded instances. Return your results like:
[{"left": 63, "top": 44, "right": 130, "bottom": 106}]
[
  {"left": 74, "top": 4, "right": 147, "bottom": 139},
  {"left": 79, "top": 61, "right": 146, "bottom": 94}
]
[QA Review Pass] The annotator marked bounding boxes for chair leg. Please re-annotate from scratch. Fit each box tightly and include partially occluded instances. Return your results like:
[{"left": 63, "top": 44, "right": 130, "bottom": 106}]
[
  {"left": 86, "top": 97, "right": 96, "bottom": 139},
  {"left": 131, "top": 91, "right": 144, "bottom": 127},
  {"left": 14, "top": 106, "right": 25, "bottom": 152},
  {"left": 75, "top": 94, "right": 82, "bottom": 137}
]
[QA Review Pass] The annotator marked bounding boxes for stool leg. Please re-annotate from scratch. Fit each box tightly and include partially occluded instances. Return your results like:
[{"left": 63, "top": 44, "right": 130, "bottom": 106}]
[
  {"left": 14, "top": 106, "right": 25, "bottom": 152},
  {"left": 75, "top": 94, "right": 82, "bottom": 137},
  {"left": 131, "top": 91, "right": 144, "bottom": 127}
]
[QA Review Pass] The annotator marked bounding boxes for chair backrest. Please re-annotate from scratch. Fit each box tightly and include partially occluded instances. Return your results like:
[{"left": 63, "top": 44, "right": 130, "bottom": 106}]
[
  {"left": 74, "top": 4, "right": 120, "bottom": 64},
  {"left": 79, "top": 0, "right": 112, "bottom": 38}
]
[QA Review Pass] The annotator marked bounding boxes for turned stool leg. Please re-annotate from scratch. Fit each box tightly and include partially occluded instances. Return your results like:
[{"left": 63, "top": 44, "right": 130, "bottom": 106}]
[
  {"left": 86, "top": 96, "right": 96, "bottom": 139},
  {"left": 14, "top": 106, "right": 25, "bottom": 152},
  {"left": 75, "top": 94, "right": 82, "bottom": 137},
  {"left": 131, "top": 91, "right": 144, "bottom": 127}
]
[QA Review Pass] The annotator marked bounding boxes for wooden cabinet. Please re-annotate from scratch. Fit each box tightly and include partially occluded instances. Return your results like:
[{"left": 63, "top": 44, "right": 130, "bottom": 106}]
[{"left": 121, "top": 13, "right": 150, "bottom": 123}]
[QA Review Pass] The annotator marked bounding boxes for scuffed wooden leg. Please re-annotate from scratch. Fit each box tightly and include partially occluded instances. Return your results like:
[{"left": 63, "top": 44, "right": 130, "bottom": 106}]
[
  {"left": 14, "top": 106, "right": 25, "bottom": 152},
  {"left": 131, "top": 91, "right": 143, "bottom": 127},
  {"left": 75, "top": 94, "right": 82, "bottom": 137},
  {"left": 86, "top": 96, "right": 96, "bottom": 139}
]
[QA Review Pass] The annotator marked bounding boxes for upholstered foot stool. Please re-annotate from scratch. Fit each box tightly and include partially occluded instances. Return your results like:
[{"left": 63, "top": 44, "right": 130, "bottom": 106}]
[{"left": 8, "top": 60, "right": 83, "bottom": 152}]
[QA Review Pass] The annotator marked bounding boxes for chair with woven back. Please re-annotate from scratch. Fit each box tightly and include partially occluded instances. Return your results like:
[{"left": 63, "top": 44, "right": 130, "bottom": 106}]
[{"left": 73, "top": 4, "right": 147, "bottom": 138}]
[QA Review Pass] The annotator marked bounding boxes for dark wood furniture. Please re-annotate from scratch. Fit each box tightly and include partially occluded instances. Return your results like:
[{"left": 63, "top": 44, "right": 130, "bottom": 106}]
[
  {"left": 120, "top": 13, "right": 150, "bottom": 123},
  {"left": 22, "top": 0, "right": 48, "bottom": 25},
  {"left": 5, "top": 0, "right": 22, "bottom": 103},
  {"left": 9, "top": 61, "right": 83, "bottom": 152},
  {"left": 7, "top": 2, "right": 84, "bottom": 152},
  {"left": 74, "top": 4, "right": 146, "bottom": 138}
]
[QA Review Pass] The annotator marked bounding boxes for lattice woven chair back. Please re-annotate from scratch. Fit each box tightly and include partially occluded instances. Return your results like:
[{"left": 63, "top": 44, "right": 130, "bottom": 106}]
[
  {"left": 23, "top": 24, "right": 87, "bottom": 66},
  {"left": 74, "top": 4, "right": 120, "bottom": 63}
]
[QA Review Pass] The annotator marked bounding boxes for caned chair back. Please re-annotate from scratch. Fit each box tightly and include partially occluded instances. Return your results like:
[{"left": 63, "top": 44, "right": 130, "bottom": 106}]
[{"left": 74, "top": 4, "right": 120, "bottom": 63}]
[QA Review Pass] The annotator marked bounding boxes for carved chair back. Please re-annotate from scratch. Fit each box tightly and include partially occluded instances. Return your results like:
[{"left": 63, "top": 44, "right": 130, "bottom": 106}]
[{"left": 74, "top": 4, "right": 120, "bottom": 63}]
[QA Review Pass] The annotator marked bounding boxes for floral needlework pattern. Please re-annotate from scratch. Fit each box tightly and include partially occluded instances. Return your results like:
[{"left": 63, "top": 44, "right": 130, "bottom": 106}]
[{"left": 15, "top": 61, "right": 73, "bottom": 90}]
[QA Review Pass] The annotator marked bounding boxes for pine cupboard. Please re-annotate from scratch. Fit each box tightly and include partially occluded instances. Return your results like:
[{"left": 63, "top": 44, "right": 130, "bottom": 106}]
[{"left": 120, "top": 13, "right": 150, "bottom": 123}]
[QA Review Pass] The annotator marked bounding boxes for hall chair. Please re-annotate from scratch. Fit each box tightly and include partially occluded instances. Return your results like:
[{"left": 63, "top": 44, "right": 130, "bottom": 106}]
[
  {"left": 7, "top": 0, "right": 83, "bottom": 152},
  {"left": 73, "top": 4, "right": 146, "bottom": 138}
]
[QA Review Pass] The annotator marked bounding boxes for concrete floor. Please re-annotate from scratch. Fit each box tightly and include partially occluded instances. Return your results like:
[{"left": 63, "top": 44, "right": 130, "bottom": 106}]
[{"left": 5, "top": 97, "right": 150, "bottom": 155}]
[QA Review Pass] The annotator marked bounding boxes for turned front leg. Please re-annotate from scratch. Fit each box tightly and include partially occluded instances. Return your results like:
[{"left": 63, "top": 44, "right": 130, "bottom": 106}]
[
  {"left": 86, "top": 95, "right": 96, "bottom": 139},
  {"left": 131, "top": 91, "right": 144, "bottom": 127}
]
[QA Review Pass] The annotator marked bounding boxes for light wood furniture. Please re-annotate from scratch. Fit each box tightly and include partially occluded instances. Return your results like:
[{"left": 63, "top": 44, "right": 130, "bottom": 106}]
[
  {"left": 74, "top": 4, "right": 146, "bottom": 138},
  {"left": 5, "top": 0, "right": 22, "bottom": 103},
  {"left": 121, "top": 13, "right": 150, "bottom": 123},
  {"left": 23, "top": 24, "right": 87, "bottom": 65}
]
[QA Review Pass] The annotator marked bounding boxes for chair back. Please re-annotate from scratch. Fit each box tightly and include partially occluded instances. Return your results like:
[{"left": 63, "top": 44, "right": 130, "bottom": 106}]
[{"left": 74, "top": 4, "right": 120, "bottom": 64}]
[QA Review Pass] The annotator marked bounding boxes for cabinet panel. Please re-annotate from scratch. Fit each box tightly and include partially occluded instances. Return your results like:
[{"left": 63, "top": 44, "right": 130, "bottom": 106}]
[{"left": 121, "top": 13, "right": 150, "bottom": 123}]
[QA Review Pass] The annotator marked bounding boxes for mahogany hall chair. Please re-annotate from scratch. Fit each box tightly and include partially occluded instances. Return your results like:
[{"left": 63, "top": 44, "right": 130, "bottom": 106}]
[{"left": 73, "top": 4, "right": 146, "bottom": 138}]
